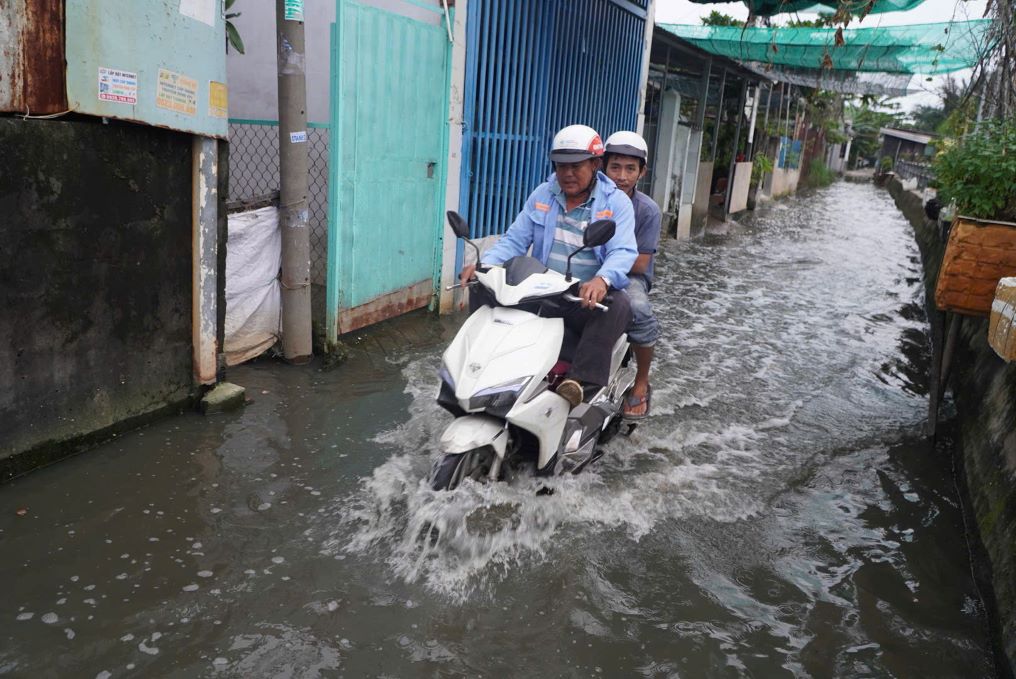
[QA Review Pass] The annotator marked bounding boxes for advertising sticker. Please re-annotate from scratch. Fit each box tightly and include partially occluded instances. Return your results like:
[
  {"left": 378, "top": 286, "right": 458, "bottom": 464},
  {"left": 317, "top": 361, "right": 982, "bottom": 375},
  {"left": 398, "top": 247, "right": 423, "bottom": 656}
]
[
  {"left": 98, "top": 67, "right": 138, "bottom": 105},
  {"left": 209, "top": 81, "right": 228, "bottom": 118},
  {"left": 156, "top": 68, "right": 198, "bottom": 116}
]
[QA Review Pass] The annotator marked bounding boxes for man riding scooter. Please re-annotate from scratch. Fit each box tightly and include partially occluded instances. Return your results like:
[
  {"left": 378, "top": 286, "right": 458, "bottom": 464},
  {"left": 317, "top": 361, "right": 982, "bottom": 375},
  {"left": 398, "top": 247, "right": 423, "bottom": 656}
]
[
  {"left": 602, "top": 131, "right": 661, "bottom": 419},
  {"left": 458, "top": 124, "right": 637, "bottom": 407}
]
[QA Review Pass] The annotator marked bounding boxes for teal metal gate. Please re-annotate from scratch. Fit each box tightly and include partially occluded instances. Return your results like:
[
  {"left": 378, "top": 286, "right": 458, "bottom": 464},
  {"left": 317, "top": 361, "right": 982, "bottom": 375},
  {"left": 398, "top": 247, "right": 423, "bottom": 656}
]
[{"left": 327, "top": 0, "right": 451, "bottom": 338}]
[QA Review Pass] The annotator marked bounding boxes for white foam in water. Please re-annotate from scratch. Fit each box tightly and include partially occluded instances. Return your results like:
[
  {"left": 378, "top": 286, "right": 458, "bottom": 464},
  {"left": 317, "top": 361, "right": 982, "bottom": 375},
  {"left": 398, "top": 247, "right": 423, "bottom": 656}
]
[{"left": 317, "top": 354, "right": 791, "bottom": 600}]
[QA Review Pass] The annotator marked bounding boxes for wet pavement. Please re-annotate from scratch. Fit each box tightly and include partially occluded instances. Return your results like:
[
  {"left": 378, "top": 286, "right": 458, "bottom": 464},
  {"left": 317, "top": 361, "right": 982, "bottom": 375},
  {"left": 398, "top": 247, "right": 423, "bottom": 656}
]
[{"left": 1, "top": 181, "right": 1000, "bottom": 677}]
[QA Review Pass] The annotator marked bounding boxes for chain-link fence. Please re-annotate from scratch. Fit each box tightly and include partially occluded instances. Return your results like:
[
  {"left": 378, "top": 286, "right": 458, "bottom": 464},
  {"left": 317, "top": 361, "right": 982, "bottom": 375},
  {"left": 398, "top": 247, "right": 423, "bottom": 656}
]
[{"left": 227, "top": 121, "right": 330, "bottom": 287}]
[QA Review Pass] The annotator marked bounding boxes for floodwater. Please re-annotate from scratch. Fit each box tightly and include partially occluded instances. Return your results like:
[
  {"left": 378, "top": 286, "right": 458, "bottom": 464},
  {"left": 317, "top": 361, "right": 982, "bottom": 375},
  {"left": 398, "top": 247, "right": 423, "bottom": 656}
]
[{"left": 1, "top": 182, "right": 1001, "bottom": 677}]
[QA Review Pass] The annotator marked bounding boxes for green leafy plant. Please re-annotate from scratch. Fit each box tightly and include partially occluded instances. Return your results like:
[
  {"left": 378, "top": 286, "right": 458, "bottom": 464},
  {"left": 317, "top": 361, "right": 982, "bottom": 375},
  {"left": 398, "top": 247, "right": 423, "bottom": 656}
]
[
  {"left": 879, "top": 155, "right": 894, "bottom": 171},
  {"left": 934, "top": 120, "right": 1016, "bottom": 222},
  {"left": 226, "top": 0, "right": 245, "bottom": 54},
  {"left": 751, "top": 153, "right": 773, "bottom": 184},
  {"left": 804, "top": 157, "right": 836, "bottom": 188}
]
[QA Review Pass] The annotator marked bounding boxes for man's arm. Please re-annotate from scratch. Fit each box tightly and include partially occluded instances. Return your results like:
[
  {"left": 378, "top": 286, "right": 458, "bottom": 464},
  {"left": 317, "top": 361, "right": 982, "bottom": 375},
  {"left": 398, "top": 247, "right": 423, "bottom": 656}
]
[
  {"left": 630, "top": 198, "right": 661, "bottom": 276},
  {"left": 593, "top": 192, "right": 637, "bottom": 289},
  {"left": 630, "top": 254, "right": 652, "bottom": 275},
  {"left": 479, "top": 189, "right": 542, "bottom": 266}
]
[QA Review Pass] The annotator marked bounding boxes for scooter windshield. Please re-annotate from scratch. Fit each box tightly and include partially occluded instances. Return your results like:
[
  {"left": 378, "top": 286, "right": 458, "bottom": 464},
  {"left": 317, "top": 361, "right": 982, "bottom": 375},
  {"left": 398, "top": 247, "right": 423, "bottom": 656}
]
[{"left": 503, "top": 256, "right": 549, "bottom": 286}]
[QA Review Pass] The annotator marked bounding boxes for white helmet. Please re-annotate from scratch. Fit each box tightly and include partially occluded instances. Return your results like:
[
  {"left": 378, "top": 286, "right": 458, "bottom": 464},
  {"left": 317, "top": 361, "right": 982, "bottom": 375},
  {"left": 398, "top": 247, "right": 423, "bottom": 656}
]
[
  {"left": 604, "top": 131, "right": 649, "bottom": 163},
  {"left": 549, "top": 124, "right": 604, "bottom": 163}
]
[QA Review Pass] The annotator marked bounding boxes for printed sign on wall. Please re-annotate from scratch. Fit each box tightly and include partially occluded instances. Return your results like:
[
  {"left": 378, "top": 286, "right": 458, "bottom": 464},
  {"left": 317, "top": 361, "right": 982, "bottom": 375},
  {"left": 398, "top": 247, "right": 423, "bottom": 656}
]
[
  {"left": 208, "top": 81, "right": 228, "bottom": 118},
  {"left": 97, "top": 67, "right": 138, "bottom": 105},
  {"left": 156, "top": 69, "right": 198, "bottom": 116}
]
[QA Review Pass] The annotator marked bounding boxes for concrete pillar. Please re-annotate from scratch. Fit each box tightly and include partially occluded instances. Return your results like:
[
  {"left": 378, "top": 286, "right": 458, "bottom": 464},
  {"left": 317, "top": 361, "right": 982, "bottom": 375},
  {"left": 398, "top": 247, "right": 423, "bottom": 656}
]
[
  {"left": 192, "top": 137, "right": 219, "bottom": 386},
  {"left": 651, "top": 90, "right": 681, "bottom": 211},
  {"left": 439, "top": 0, "right": 469, "bottom": 314}
]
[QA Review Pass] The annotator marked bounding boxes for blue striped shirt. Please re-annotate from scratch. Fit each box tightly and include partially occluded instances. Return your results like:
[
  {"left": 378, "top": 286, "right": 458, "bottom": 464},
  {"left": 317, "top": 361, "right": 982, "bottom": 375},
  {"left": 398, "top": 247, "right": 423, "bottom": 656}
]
[{"left": 548, "top": 195, "right": 599, "bottom": 281}]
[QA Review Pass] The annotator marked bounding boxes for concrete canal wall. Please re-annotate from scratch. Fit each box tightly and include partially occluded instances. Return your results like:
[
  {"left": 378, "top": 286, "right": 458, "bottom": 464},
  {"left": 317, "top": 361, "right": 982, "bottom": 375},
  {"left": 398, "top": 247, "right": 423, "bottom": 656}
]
[
  {"left": 0, "top": 117, "right": 198, "bottom": 481},
  {"left": 888, "top": 176, "right": 1016, "bottom": 671}
]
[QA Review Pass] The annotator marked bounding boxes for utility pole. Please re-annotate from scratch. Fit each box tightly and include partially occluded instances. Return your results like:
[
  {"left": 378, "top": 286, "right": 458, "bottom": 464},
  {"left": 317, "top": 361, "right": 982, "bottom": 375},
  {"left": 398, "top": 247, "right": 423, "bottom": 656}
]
[{"left": 276, "top": 0, "right": 312, "bottom": 363}]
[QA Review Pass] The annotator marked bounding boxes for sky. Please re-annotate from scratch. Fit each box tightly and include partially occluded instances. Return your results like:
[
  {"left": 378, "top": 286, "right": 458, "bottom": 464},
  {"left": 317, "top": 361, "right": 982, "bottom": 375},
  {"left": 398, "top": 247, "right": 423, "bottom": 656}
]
[{"left": 654, "top": 0, "right": 990, "bottom": 112}]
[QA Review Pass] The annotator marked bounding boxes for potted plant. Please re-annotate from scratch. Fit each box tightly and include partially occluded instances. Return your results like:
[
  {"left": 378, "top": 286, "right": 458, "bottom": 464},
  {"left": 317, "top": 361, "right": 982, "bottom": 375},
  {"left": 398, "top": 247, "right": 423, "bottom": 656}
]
[{"left": 932, "top": 120, "right": 1016, "bottom": 316}]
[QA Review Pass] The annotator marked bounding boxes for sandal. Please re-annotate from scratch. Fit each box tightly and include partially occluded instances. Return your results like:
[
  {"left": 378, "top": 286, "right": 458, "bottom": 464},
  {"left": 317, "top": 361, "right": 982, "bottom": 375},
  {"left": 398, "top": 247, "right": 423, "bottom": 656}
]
[{"left": 622, "top": 384, "right": 651, "bottom": 420}]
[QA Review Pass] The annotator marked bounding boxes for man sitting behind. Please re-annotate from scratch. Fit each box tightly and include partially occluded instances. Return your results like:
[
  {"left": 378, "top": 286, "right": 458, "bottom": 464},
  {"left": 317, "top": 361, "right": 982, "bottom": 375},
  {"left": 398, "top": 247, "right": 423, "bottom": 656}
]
[
  {"left": 603, "top": 131, "right": 661, "bottom": 419},
  {"left": 459, "top": 124, "right": 637, "bottom": 407}
]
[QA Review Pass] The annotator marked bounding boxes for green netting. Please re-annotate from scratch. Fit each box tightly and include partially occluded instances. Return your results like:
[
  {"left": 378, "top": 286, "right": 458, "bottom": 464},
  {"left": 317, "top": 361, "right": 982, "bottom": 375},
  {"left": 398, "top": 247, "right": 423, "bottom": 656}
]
[
  {"left": 661, "top": 20, "right": 993, "bottom": 74},
  {"left": 688, "top": 0, "right": 926, "bottom": 18}
]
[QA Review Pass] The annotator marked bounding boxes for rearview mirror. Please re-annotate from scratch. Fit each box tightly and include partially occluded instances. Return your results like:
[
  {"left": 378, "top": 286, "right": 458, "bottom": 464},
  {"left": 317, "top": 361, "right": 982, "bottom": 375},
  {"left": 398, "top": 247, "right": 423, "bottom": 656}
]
[
  {"left": 446, "top": 211, "right": 470, "bottom": 239},
  {"left": 584, "top": 219, "right": 616, "bottom": 248}
]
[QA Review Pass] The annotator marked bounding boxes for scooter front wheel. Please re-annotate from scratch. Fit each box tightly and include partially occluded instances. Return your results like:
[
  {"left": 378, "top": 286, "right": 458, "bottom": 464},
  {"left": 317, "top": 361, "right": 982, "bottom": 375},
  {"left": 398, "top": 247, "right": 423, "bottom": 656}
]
[{"left": 429, "top": 446, "right": 500, "bottom": 491}]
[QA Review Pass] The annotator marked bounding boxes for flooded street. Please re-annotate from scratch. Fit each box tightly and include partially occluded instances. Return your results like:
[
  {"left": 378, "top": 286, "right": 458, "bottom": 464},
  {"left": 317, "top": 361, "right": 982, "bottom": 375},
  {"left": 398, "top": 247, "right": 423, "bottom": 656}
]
[{"left": 1, "top": 181, "right": 998, "bottom": 677}]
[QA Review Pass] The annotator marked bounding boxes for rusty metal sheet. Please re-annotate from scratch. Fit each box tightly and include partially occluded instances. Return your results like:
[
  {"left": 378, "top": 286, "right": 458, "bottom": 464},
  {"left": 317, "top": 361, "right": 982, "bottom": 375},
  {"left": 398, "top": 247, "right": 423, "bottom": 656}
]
[
  {"left": 337, "top": 280, "right": 433, "bottom": 335},
  {"left": 0, "top": 0, "right": 67, "bottom": 115},
  {"left": 64, "top": 0, "right": 227, "bottom": 139}
]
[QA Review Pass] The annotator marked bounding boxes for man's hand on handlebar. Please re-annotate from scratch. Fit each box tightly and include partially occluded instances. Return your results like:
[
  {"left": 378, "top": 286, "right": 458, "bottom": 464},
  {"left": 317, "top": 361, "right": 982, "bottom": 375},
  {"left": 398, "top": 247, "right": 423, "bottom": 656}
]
[
  {"left": 459, "top": 263, "right": 477, "bottom": 286},
  {"left": 579, "top": 276, "right": 609, "bottom": 309}
]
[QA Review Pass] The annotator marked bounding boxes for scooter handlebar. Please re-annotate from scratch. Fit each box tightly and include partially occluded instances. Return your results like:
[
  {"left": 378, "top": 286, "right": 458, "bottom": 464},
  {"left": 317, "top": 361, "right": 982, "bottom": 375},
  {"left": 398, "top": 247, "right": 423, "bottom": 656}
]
[{"left": 562, "top": 292, "right": 609, "bottom": 312}]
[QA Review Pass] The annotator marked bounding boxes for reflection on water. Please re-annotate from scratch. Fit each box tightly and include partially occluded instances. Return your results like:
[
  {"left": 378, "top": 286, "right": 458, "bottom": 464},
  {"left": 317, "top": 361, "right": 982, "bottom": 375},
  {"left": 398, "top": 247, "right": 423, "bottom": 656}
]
[{"left": 0, "top": 182, "right": 998, "bottom": 677}]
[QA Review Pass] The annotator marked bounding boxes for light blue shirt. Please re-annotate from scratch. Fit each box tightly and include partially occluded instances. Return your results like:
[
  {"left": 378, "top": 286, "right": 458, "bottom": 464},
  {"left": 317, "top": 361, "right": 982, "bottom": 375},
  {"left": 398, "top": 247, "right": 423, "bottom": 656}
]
[{"left": 481, "top": 171, "right": 637, "bottom": 290}]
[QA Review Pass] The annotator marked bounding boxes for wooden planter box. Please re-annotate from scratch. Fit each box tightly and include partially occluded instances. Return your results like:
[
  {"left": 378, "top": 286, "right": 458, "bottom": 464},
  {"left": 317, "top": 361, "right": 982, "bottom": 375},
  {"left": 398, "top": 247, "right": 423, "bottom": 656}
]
[{"left": 935, "top": 215, "right": 1016, "bottom": 316}]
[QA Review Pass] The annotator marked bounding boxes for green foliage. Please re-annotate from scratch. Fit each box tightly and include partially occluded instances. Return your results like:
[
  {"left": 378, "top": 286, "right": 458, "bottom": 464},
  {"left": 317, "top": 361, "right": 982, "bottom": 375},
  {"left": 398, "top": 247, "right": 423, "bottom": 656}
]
[
  {"left": 226, "top": 0, "right": 245, "bottom": 54},
  {"left": 906, "top": 76, "right": 968, "bottom": 134},
  {"left": 934, "top": 120, "right": 1016, "bottom": 222},
  {"left": 804, "top": 157, "right": 836, "bottom": 188},
  {"left": 751, "top": 153, "right": 774, "bottom": 183},
  {"left": 701, "top": 11, "right": 742, "bottom": 26},
  {"left": 879, "top": 155, "right": 894, "bottom": 171},
  {"left": 786, "top": 13, "right": 838, "bottom": 27}
]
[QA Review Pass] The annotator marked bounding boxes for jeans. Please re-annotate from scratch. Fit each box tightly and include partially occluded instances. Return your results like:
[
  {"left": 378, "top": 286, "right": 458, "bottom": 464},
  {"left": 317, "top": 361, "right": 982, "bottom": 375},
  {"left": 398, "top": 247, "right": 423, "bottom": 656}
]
[{"left": 625, "top": 274, "right": 659, "bottom": 347}]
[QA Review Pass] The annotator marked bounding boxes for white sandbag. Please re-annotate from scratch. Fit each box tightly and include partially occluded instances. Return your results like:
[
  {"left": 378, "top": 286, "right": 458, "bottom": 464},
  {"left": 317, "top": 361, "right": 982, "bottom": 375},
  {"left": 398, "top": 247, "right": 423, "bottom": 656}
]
[{"left": 225, "top": 206, "right": 281, "bottom": 365}]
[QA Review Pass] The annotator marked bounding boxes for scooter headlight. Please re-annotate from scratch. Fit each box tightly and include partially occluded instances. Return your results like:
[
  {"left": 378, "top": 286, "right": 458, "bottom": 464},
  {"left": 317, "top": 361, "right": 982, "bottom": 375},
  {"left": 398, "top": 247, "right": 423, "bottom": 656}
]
[{"left": 468, "top": 376, "right": 531, "bottom": 416}]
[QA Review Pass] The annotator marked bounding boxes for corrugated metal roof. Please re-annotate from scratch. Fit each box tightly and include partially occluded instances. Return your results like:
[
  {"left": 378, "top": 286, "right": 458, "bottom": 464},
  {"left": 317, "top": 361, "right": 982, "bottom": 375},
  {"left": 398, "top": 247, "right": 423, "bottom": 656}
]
[{"left": 880, "top": 127, "right": 935, "bottom": 144}]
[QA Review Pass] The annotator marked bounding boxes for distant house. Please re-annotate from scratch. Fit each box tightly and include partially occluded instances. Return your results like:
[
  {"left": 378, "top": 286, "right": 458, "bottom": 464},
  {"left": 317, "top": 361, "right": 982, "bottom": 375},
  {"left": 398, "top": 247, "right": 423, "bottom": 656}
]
[{"left": 878, "top": 127, "right": 936, "bottom": 166}]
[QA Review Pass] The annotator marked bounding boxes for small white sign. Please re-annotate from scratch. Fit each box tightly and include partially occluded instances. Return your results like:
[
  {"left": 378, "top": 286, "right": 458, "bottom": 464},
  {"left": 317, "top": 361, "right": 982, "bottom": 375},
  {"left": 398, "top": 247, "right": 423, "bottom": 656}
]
[
  {"left": 284, "top": 0, "right": 304, "bottom": 21},
  {"left": 179, "top": 0, "right": 216, "bottom": 27},
  {"left": 98, "top": 67, "right": 138, "bottom": 105},
  {"left": 290, "top": 131, "right": 308, "bottom": 144}
]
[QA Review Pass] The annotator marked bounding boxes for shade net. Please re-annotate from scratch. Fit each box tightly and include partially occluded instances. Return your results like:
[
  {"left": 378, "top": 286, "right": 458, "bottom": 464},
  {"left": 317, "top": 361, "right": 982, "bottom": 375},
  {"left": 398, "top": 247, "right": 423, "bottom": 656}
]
[
  {"left": 660, "top": 20, "right": 993, "bottom": 74},
  {"left": 687, "top": 0, "right": 926, "bottom": 18},
  {"left": 743, "top": 63, "right": 914, "bottom": 96}
]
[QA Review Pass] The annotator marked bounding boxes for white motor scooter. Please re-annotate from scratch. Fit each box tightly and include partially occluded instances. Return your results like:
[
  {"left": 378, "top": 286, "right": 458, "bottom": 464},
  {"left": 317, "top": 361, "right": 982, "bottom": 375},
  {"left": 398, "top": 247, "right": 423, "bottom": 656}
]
[{"left": 430, "top": 212, "right": 636, "bottom": 491}]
